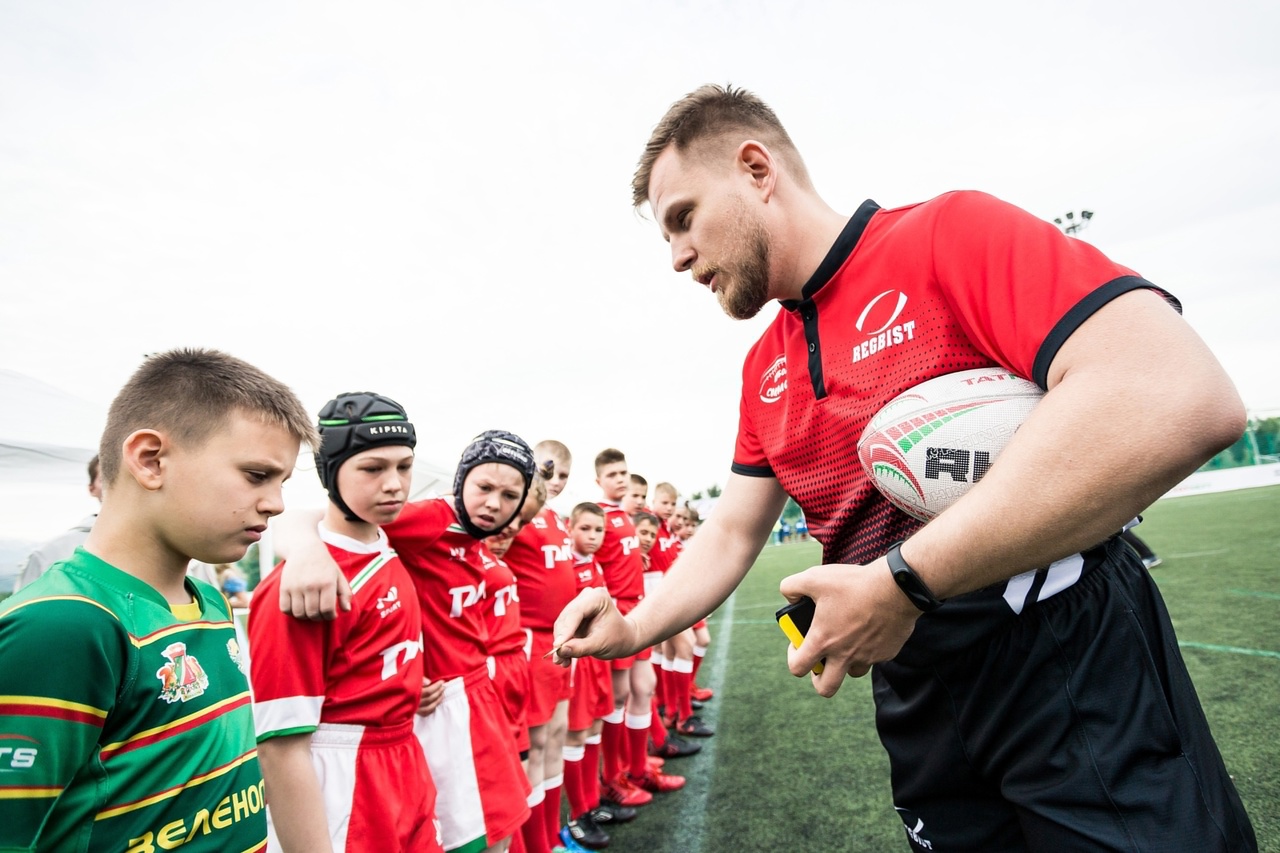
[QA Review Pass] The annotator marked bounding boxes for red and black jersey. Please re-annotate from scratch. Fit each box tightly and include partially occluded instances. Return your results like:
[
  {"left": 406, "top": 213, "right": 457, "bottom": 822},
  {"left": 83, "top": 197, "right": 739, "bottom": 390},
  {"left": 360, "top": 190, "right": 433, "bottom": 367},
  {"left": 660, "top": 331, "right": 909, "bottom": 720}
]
[
  {"left": 503, "top": 508, "right": 577, "bottom": 632},
  {"left": 595, "top": 501, "right": 644, "bottom": 601},
  {"left": 383, "top": 498, "right": 492, "bottom": 681},
  {"left": 732, "top": 191, "right": 1168, "bottom": 662}
]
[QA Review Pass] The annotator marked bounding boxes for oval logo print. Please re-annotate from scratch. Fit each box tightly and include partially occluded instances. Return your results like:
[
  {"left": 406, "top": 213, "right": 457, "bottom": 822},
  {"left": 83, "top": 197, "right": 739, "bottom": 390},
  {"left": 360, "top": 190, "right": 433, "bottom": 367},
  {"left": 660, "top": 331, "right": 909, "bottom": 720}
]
[{"left": 759, "top": 355, "right": 787, "bottom": 404}]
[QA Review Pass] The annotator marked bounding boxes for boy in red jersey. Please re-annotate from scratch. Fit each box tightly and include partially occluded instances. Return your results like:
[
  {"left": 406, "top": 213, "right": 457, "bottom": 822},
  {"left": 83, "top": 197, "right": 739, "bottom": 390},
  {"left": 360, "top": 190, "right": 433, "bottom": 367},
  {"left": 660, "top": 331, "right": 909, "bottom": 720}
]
[
  {"left": 561, "top": 503, "right": 625, "bottom": 850},
  {"left": 592, "top": 450, "right": 684, "bottom": 802},
  {"left": 501, "top": 441, "right": 584, "bottom": 852},
  {"left": 279, "top": 430, "right": 538, "bottom": 853},
  {"left": 647, "top": 484, "right": 713, "bottom": 743},
  {"left": 250, "top": 392, "right": 443, "bottom": 852}
]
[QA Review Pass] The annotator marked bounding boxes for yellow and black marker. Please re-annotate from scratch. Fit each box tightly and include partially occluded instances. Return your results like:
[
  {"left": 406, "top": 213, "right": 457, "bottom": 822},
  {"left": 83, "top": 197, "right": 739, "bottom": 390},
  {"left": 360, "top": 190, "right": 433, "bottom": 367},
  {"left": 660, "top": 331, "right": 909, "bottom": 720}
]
[{"left": 775, "top": 596, "right": 824, "bottom": 675}]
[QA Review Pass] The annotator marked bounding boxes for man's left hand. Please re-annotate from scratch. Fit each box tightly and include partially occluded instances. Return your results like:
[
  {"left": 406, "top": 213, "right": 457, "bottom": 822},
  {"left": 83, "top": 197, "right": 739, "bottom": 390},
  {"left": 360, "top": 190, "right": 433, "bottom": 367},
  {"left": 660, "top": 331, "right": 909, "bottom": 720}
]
[{"left": 779, "top": 558, "right": 921, "bottom": 697}]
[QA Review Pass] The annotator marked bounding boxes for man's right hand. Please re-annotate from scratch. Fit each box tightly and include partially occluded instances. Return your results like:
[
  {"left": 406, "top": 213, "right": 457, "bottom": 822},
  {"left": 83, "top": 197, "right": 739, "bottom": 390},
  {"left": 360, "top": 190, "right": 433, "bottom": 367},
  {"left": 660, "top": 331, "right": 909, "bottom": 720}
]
[
  {"left": 550, "top": 588, "right": 641, "bottom": 665},
  {"left": 278, "top": 535, "right": 350, "bottom": 621}
]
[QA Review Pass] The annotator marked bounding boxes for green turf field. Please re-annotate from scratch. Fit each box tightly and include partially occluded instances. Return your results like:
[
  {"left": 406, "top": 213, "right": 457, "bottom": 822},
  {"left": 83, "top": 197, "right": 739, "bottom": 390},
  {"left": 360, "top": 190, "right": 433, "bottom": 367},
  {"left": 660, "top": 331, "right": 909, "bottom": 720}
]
[{"left": 604, "top": 485, "right": 1279, "bottom": 851}]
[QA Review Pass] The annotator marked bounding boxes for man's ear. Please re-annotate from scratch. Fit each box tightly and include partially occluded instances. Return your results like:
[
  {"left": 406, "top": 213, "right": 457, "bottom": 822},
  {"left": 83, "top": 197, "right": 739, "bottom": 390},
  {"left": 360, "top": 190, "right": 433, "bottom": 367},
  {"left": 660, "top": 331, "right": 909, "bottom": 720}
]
[
  {"left": 120, "top": 429, "right": 167, "bottom": 492},
  {"left": 737, "top": 140, "right": 777, "bottom": 200}
]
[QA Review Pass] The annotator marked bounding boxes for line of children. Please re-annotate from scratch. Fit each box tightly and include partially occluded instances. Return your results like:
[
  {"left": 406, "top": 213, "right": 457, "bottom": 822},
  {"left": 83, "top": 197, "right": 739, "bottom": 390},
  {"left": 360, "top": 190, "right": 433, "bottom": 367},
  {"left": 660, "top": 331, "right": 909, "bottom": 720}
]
[
  {"left": 0, "top": 352, "right": 719, "bottom": 853},
  {"left": 275, "top": 429, "right": 538, "bottom": 853}
]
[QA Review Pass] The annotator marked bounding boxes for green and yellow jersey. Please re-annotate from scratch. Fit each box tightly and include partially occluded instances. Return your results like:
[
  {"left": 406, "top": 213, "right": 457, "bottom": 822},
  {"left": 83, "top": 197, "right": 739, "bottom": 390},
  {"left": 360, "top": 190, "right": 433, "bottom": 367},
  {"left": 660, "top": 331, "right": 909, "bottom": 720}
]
[{"left": 0, "top": 549, "right": 266, "bottom": 852}]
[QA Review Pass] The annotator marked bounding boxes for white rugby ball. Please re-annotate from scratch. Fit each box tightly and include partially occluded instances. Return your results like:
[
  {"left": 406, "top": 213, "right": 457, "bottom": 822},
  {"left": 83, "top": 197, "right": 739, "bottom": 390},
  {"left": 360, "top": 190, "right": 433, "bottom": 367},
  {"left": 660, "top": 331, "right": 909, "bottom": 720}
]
[{"left": 857, "top": 367, "right": 1043, "bottom": 522}]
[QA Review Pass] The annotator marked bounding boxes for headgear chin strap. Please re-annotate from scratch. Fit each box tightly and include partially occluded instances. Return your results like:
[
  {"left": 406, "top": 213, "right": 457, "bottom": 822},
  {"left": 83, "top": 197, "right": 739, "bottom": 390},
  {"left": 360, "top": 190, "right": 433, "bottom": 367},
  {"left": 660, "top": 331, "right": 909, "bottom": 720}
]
[
  {"left": 453, "top": 430, "right": 536, "bottom": 540},
  {"left": 315, "top": 392, "right": 417, "bottom": 522}
]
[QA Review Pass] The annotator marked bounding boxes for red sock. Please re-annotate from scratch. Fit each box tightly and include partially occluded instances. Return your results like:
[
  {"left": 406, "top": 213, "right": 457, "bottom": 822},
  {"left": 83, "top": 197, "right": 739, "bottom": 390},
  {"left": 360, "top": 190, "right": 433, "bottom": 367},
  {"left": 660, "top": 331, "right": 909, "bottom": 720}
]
[
  {"left": 650, "top": 698, "right": 667, "bottom": 746},
  {"left": 654, "top": 661, "right": 668, "bottom": 709},
  {"left": 674, "top": 667, "right": 694, "bottom": 722},
  {"left": 543, "top": 777, "right": 563, "bottom": 843},
  {"left": 602, "top": 718, "right": 624, "bottom": 783},
  {"left": 520, "top": 795, "right": 551, "bottom": 853},
  {"left": 563, "top": 746, "right": 589, "bottom": 817},
  {"left": 583, "top": 739, "right": 602, "bottom": 808},
  {"left": 692, "top": 652, "right": 705, "bottom": 681},
  {"left": 626, "top": 713, "right": 651, "bottom": 780},
  {"left": 510, "top": 825, "right": 527, "bottom": 853}
]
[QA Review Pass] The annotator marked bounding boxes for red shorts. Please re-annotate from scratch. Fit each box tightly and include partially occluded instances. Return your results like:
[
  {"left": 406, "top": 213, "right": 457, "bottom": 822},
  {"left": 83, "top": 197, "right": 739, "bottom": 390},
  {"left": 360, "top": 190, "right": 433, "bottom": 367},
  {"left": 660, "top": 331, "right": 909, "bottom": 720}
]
[
  {"left": 276, "top": 720, "right": 442, "bottom": 853},
  {"left": 610, "top": 598, "right": 652, "bottom": 671},
  {"left": 568, "top": 654, "right": 614, "bottom": 732},
  {"left": 693, "top": 618, "right": 708, "bottom": 631},
  {"left": 527, "top": 629, "right": 572, "bottom": 728},
  {"left": 491, "top": 650, "right": 531, "bottom": 754}
]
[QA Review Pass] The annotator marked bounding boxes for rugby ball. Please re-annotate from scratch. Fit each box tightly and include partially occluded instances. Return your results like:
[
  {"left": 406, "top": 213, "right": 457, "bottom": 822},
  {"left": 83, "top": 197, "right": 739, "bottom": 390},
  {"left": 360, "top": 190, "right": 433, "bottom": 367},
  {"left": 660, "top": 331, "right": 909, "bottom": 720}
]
[{"left": 857, "top": 367, "right": 1043, "bottom": 522}]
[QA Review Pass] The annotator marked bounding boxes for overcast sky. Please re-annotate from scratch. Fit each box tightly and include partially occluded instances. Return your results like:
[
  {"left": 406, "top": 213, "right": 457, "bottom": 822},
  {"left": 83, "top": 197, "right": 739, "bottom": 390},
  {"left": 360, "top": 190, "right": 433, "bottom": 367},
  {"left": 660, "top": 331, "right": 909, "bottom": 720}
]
[{"left": 2, "top": 0, "right": 1277, "bottom": 523}]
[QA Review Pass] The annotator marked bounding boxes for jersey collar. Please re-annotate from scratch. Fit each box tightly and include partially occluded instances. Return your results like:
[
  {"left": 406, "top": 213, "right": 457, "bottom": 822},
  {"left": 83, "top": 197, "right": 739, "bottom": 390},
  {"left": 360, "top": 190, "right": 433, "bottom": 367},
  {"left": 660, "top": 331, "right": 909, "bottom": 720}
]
[{"left": 780, "top": 199, "right": 881, "bottom": 310}]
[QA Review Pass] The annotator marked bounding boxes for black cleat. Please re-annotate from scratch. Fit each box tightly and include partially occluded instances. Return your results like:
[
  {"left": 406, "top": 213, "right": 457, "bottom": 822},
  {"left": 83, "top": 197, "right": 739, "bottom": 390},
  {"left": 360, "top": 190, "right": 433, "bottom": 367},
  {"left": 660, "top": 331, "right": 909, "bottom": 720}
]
[
  {"left": 651, "top": 732, "right": 702, "bottom": 757},
  {"left": 564, "top": 813, "right": 611, "bottom": 849},
  {"left": 675, "top": 715, "right": 716, "bottom": 738},
  {"left": 592, "top": 799, "right": 637, "bottom": 824}
]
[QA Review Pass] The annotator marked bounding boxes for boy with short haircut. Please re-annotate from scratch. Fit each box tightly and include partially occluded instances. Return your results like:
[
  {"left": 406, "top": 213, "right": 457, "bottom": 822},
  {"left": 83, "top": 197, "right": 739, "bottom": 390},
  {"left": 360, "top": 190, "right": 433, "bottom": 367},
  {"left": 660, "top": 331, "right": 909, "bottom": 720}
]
[
  {"left": 593, "top": 450, "right": 684, "bottom": 801},
  {"left": 562, "top": 502, "right": 625, "bottom": 849},
  {"left": 249, "top": 392, "right": 442, "bottom": 852},
  {"left": 621, "top": 474, "right": 648, "bottom": 516},
  {"left": 0, "top": 348, "right": 315, "bottom": 852},
  {"left": 504, "top": 441, "right": 583, "bottom": 852}
]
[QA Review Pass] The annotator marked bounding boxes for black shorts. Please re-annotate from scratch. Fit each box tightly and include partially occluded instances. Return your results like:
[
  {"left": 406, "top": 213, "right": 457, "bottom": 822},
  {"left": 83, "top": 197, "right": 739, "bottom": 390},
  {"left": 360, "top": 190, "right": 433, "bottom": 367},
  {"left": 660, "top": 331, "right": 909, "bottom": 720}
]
[{"left": 872, "top": 539, "right": 1256, "bottom": 852}]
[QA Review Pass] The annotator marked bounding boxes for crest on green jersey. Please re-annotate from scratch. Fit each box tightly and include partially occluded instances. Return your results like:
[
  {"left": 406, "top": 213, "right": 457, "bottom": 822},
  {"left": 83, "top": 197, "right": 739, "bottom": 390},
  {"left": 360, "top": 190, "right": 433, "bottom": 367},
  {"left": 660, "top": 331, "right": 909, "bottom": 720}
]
[{"left": 156, "top": 641, "right": 209, "bottom": 704}]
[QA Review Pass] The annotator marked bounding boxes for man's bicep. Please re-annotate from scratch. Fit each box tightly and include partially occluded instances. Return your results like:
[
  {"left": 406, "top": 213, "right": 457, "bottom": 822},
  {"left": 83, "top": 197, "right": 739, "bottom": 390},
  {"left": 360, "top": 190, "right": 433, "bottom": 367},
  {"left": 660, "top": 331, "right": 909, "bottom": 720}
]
[{"left": 713, "top": 473, "right": 788, "bottom": 544}]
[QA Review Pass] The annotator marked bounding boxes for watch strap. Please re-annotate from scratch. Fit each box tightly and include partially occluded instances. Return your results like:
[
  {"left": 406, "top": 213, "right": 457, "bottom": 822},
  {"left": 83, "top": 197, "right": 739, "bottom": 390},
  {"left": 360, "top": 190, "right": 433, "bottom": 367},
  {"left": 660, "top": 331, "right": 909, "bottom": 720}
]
[{"left": 887, "top": 541, "right": 944, "bottom": 613}]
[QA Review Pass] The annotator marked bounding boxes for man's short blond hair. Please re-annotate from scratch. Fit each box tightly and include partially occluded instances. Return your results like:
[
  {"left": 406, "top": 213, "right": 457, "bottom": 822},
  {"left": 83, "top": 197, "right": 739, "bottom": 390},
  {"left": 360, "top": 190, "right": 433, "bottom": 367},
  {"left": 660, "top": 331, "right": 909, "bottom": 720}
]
[
  {"left": 98, "top": 348, "right": 318, "bottom": 484},
  {"left": 632, "top": 83, "right": 810, "bottom": 208},
  {"left": 654, "top": 482, "right": 677, "bottom": 499}
]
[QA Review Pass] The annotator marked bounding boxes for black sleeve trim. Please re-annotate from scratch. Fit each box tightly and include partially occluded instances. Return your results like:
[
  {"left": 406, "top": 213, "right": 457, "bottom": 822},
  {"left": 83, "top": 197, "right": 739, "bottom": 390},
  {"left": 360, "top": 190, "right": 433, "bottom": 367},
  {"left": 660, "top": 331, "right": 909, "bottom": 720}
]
[
  {"left": 1031, "top": 276, "right": 1178, "bottom": 389},
  {"left": 730, "top": 462, "right": 775, "bottom": 478}
]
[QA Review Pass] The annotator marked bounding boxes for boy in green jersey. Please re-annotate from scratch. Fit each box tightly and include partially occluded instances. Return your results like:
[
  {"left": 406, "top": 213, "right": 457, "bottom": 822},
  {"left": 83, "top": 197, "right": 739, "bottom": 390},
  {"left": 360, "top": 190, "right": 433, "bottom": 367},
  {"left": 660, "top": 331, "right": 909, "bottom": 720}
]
[{"left": 0, "top": 349, "right": 316, "bottom": 853}]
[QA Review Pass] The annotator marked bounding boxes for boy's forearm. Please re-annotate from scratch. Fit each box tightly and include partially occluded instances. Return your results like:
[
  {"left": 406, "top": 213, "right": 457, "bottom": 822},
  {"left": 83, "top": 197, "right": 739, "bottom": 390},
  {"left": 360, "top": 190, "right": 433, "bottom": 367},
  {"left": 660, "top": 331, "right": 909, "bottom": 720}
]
[{"left": 258, "top": 735, "right": 334, "bottom": 853}]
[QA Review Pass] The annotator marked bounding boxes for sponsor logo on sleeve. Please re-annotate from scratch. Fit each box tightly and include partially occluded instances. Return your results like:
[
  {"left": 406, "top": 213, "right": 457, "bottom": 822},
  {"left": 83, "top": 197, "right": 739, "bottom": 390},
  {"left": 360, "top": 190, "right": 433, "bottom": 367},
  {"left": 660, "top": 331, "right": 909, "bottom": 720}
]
[{"left": 758, "top": 355, "right": 787, "bottom": 404}]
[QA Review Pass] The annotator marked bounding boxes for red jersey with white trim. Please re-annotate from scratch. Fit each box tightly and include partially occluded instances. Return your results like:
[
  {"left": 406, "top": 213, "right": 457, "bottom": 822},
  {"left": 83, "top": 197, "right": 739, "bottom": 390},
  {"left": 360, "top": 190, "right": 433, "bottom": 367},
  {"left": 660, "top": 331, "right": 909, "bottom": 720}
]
[
  {"left": 651, "top": 520, "right": 679, "bottom": 574},
  {"left": 732, "top": 191, "right": 1167, "bottom": 662},
  {"left": 479, "top": 546, "right": 525, "bottom": 658},
  {"left": 595, "top": 501, "right": 644, "bottom": 600},
  {"left": 384, "top": 498, "right": 491, "bottom": 681},
  {"left": 249, "top": 527, "right": 424, "bottom": 742},
  {"left": 504, "top": 508, "right": 577, "bottom": 631},
  {"left": 572, "top": 553, "right": 606, "bottom": 593}
]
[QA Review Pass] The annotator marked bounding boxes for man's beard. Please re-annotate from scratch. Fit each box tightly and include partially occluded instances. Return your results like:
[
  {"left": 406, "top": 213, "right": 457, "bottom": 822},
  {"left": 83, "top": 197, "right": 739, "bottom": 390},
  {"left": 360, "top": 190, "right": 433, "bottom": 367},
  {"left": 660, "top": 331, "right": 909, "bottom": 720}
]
[{"left": 716, "top": 208, "right": 772, "bottom": 321}]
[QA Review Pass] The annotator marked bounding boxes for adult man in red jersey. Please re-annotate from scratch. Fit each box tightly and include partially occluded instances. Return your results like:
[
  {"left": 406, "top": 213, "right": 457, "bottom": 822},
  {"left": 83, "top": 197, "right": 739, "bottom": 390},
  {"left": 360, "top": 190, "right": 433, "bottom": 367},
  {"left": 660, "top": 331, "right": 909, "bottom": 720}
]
[{"left": 555, "top": 84, "right": 1256, "bottom": 851}]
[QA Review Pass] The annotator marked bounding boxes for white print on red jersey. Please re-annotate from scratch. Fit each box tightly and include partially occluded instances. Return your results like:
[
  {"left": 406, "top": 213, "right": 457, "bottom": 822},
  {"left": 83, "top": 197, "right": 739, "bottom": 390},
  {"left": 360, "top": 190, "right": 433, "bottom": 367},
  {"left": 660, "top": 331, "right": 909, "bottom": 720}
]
[
  {"left": 610, "top": 517, "right": 623, "bottom": 528},
  {"left": 759, "top": 354, "right": 787, "bottom": 404},
  {"left": 379, "top": 634, "right": 423, "bottom": 681},
  {"left": 619, "top": 535, "right": 641, "bottom": 556},
  {"left": 542, "top": 542, "right": 572, "bottom": 567},
  {"left": 447, "top": 581, "right": 486, "bottom": 617},
  {"left": 850, "top": 290, "right": 917, "bottom": 364},
  {"left": 658, "top": 535, "right": 679, "bottom": 553},
  {"left": 491, "top": 583, "right": 519, "bottom": 617},
  {"left": 531, "top": 515, "right": 548, "bottom": 529},
  {"left": 376, "top": 585, "right": 402, "bottom": 618}
]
